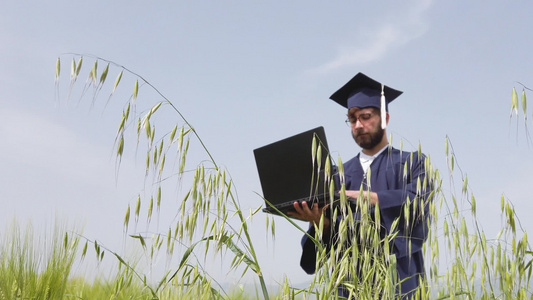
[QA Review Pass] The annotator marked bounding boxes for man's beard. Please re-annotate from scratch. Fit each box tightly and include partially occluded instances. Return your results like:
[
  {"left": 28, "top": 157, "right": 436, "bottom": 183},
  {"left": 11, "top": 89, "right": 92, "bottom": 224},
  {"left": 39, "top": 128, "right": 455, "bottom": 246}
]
[{"left": 352, "top": 126, "right": 385, "bottom": 150}]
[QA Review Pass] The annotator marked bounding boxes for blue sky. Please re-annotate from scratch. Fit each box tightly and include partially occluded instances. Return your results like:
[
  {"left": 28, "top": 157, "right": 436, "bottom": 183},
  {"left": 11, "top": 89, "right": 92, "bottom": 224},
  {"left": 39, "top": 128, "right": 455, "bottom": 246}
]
[{"left": 1, "top": 0, "right": 533, "bottom": 289}]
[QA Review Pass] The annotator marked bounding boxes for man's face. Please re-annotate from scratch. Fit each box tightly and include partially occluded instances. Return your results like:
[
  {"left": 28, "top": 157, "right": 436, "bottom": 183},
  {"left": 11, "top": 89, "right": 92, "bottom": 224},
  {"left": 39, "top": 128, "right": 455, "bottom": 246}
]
[{"left": 347, "top": 107, "right": 385, "bottom": 150}]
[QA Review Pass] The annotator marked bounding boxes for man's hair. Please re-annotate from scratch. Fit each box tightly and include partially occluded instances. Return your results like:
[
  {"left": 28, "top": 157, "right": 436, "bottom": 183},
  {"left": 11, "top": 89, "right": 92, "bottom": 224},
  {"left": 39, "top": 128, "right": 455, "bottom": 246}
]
[{"left": 347, "top": 106, "right": 380, "bottom": 116}]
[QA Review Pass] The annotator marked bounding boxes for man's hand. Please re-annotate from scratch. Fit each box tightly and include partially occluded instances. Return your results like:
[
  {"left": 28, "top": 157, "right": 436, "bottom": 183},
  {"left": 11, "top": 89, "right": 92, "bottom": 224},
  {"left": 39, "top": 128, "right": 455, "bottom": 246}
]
[
  {"left": 288, "top": 201, "right": 330, "bottom": 230},
  {"left": 345, "top": 190, "right": 379, "bottom": 205}
]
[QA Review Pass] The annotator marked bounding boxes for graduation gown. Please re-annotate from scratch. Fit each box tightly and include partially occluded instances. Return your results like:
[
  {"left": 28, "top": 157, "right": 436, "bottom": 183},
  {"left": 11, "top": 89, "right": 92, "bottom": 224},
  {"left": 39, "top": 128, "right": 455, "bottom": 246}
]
[{"left": 300, "top": 147, "right": 432, "bottom": 297}]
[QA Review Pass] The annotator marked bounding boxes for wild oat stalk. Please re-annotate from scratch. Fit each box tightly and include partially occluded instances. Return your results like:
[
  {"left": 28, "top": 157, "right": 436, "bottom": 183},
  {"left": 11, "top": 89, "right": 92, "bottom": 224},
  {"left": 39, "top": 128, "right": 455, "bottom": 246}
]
[
  {"left": 511, "top": 84, "right": 532, "bottom": 145},
  {"left": 54, "top": 55, "right": 533, "bottom": 299},
  {"left": 431, "top": 136, "right": 532, "bottom": 299},
  {"left": 56, "top": 54, "right": 269, "bottom": 299}
]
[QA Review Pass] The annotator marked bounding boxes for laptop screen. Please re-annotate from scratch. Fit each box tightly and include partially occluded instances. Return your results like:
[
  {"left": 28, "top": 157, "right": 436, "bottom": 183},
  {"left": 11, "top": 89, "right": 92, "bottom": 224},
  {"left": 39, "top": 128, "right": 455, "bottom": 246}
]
[{"left": 253, "top": 127, "right": 334, "bottom": 213}]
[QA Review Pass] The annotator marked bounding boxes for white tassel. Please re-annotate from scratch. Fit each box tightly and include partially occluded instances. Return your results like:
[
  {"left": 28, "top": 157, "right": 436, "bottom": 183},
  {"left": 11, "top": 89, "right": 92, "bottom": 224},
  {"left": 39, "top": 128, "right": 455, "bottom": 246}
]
[{"left": 380, "top": 84, "right": 387, "bottom": 129}]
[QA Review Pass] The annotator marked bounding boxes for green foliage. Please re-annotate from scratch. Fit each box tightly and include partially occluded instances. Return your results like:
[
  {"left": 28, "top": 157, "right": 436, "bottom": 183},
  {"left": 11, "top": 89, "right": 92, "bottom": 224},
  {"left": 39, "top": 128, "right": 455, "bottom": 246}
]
[
  {"left": 55, "top": 54, "right": 271, "bottom": 299},
  {"left": 0, "top": 221, "right": 80, "bottom": 299},
  {"left": 432, "top": 137, "right": 532, "bottom": 299},
  {"left": 34, "top": 55, "right": 533, "bottom": 299}
]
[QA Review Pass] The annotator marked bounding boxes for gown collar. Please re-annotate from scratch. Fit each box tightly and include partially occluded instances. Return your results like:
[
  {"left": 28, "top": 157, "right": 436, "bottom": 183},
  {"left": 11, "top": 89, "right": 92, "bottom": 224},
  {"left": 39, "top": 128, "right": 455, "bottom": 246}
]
[{"left": 359, "top": 144, "right": 389, "bottom": 173}]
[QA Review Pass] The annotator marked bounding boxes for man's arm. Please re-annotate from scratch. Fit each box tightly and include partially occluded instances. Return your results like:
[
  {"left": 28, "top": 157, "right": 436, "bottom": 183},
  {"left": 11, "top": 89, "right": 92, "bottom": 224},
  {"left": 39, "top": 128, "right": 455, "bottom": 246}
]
[{"left": 344, "top": 190, "right": 379, "bottom": 205}]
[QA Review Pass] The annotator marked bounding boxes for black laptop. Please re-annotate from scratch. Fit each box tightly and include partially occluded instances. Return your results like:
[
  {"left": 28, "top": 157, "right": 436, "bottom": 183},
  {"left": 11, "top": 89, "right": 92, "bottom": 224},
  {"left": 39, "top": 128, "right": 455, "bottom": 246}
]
[{"left": 253, "top": 126, "right": 339, "bottom": 216}]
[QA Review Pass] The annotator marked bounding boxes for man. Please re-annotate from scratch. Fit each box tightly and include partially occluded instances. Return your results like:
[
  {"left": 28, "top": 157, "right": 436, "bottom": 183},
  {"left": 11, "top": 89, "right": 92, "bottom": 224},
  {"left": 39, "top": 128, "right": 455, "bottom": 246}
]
[{"left": 288, "top": 73, "right": 433, "bottom": 298}]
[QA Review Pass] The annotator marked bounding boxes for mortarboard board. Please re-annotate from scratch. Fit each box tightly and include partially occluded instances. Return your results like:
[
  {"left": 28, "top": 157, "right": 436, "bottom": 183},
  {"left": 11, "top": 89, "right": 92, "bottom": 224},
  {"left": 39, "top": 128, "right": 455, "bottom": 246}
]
[{"left": 329, "top": 72, "right": 403, "bottom": 129}]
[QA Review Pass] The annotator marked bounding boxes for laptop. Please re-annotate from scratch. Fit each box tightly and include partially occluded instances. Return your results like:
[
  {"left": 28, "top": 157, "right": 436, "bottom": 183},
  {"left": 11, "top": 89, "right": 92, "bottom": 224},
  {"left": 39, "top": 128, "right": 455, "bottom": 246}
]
[{"left": 253, "top": 126, "right": 339, "bottom": 216}]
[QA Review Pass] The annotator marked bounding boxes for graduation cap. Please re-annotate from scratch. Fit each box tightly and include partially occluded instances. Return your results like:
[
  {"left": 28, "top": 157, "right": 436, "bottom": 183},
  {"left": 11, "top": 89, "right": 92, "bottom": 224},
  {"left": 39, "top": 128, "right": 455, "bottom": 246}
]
[{"left": 329, "top": 72, "right": 403, "bottom": 129}]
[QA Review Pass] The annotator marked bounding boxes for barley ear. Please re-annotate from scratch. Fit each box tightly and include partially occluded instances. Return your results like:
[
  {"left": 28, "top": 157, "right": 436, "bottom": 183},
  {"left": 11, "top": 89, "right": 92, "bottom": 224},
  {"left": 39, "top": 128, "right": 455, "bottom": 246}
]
[
  {"left": 99, "top": 63, "right": 109, "bottom": 86},
  {"left": 76, "top": 57, "right": 83, "bottom": 77},
  {"left": 511, "top": 87, "right": 518, "bottom": 117},
  {"left": 133, "top": 80, "right": 139, "bottom": 101},
  {"left": 111, "top": 70, "right": 123, "bottom": 96},
  {"left": 124, "top": 205, "right": 131, "bottom": 233},
  {"left": 55, "top": 57, "right": 60, "bottom": 81},
  {"left": 89, "top": 61, "right": 97, "bottom": 85}
]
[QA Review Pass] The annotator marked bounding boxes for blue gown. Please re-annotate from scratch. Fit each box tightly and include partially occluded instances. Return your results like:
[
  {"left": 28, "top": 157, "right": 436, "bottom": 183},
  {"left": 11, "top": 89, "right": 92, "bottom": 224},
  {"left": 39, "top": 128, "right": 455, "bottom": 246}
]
[{"left": 300, "top": 147, "right": 433, "bottom": 298}]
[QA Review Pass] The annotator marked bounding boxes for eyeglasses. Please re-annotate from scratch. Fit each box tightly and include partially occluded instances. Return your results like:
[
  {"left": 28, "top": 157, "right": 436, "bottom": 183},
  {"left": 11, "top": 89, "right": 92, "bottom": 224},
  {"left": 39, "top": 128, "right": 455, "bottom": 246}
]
[{"left": 345, "top": 112, "right": 375, "bottom": 126}]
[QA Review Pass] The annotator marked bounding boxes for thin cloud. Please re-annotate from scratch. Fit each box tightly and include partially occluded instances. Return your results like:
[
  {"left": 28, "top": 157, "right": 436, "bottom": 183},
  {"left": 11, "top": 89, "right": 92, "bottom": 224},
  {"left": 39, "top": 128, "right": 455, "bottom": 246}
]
[
  {"left": 309, "top": 0, "right": 432, "bottom": 74},
  {"left": 318, "top": 26, "right": 405, "bottom": 73}
]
